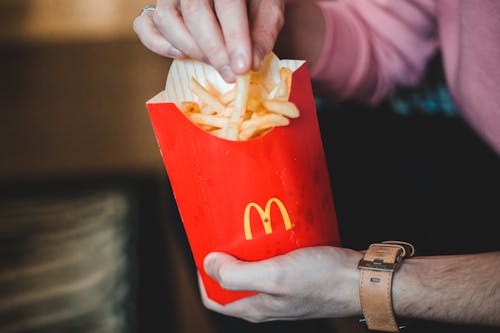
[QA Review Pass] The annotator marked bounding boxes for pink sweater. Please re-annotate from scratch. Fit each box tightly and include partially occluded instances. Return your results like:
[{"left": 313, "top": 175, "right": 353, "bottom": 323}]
[{"left": 311, "top": 0, "right": 500, "bottom": 155}]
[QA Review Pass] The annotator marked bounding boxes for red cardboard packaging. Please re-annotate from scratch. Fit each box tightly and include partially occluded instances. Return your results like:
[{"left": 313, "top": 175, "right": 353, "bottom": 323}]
[{"left": 147, "top": 57, "right": 341, "bottom": 305}]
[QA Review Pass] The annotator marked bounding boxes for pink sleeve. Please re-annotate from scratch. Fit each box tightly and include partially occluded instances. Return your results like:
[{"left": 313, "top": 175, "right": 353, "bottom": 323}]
[{"left": 310, "top": 0, "right": 439, "bottom": 104}]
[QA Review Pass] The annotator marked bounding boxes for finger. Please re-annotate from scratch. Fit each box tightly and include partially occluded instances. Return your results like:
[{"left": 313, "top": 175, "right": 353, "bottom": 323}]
[
  {"left": 249, "top": 0, "right": 285, "bottom": 70},
  {"left": 204, "top": 252, "right": 282, "bottom": 294},
  {"left": 133, "top": 11, "right": 184, "bottom": 58},
  {"left": 181, "top": 0, "right": 235, "bottom": 82},
  {"left": 214, "top": 0, "right": 251, "bottom": 75},
  {"left": 153, "top": 0, "right": 205, "bottom": 60}
]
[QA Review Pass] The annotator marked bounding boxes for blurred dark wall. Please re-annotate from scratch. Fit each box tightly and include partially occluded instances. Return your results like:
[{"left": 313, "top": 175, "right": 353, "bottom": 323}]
[{"left": 0, "top": 41, "right": 165, "bottom": 180}]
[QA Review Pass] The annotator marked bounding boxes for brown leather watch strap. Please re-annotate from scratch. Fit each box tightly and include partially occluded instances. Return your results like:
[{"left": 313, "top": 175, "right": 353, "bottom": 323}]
[{"left": 358, "top": 242, "right": 414, "bottom": 332}]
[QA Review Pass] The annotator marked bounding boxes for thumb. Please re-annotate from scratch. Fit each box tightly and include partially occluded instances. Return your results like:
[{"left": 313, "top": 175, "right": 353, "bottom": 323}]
[
  {"left": 204, "top": 252, "right": 279, "bottom": 293},
  {"left": 249, "top": 0, "right": 285, "bottom": 70}
]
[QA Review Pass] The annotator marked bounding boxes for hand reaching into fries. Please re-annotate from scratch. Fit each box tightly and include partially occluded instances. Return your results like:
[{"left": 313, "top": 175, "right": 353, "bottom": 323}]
[{"left": 134, "top": 0, "right": 284, "bottom": 82}]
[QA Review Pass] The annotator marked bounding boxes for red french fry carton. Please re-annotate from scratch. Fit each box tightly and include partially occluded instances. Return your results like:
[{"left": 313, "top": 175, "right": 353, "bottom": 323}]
[{"left": 147, "top": 56, "right": 341, "bottom": 305}]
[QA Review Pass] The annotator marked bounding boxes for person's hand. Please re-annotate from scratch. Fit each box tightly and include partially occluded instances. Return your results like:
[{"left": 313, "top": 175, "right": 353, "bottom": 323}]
[
  {"left": 200, "top": 246, "right": 363, "bottom": 322},
  {"left": 133, "top": 0, "right": 285, "bottom": 82}
]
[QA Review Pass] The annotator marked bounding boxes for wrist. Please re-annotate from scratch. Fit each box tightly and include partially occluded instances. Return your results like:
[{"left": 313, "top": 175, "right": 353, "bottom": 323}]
[
  {"left": 392, "top": 257, "right": 421, "bottom": 319},
  {"left": 323, "top": 247, "right": 364, "bottom": 317}
]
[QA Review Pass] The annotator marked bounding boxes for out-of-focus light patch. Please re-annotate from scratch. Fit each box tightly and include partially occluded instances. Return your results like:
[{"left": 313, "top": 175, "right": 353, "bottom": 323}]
[
  {"left": 0, "top": 0, "right": 151, "bottom": 44},
  {"left": 391, "top": 83, "right": 456, "bottom": 117}
]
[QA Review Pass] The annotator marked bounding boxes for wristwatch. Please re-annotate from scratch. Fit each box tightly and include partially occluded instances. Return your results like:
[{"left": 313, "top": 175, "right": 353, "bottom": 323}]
[{"left": 358, "top": 241, "right": 415, "bottom": 332}]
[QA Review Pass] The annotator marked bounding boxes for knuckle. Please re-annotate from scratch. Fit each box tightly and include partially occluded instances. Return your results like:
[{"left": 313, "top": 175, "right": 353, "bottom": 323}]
[
  {"left": 152, "top": 10, "right": 169, "bottom": 27},
  {"left": 204, "top": 47, "right": 228, "bottom": 68},
  {"left": 182, "top": 46, "right": 198, "bottom": 58},
  {"left": 204, "top": 42, "right": 221, "bottom": 58},
  {"left": 181, "top": 0, "right": 204, "bottom": 16},
  {"left": 183, "top": 45, "right": 205, "bottom": 61}
]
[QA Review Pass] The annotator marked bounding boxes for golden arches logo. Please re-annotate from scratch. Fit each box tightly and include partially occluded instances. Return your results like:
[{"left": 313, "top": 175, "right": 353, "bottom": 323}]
[{"left": 244, "top": 197, "right": 292, "bottom": 240}]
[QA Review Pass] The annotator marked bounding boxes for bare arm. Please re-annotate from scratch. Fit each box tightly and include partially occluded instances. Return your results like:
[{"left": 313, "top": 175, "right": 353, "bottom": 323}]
[{"left": 394, "top": 251, "right": 500, "bottom": 325}]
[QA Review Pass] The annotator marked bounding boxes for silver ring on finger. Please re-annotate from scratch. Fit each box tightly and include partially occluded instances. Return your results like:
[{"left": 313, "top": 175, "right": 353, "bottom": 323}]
[{"left": 140, "top": 4, "right": 156, "bottom": 16}]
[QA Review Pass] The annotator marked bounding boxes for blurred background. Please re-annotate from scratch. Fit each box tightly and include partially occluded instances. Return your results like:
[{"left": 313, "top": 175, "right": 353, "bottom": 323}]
[
  {"left": 0, "top": 1, "right": 206, "bottom": 332},
  {"left": 0, "top": 1, "right": 498, "bottom": 333}
]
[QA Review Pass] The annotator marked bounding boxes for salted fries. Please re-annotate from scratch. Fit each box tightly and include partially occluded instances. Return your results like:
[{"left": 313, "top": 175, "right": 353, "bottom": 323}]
[{"left": 177, "top": 57, "right": 299, "bottom": 141}]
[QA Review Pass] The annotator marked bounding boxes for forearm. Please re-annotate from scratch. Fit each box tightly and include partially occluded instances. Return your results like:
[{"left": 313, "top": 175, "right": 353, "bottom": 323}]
[
  {"left": 277, "top": 0, "right": 439, "bottom": 104},
  {"left": 393, "top": 251, "right": 500, "bottom": 326},
  {"left": 275, "top": 1, "right": 382, "bottom": 102}
]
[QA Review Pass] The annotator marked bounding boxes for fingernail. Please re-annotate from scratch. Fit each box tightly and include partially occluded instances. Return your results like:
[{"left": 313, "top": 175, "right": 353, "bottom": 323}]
[
  {"left": 220, "top": 65, "right": 235, "bottom": 83},
  {"left": 167, "top": 47, "right": 183, "bottom": 58},
  {"left": 231, "top": 52, "right": 248, "bottom": 74}
]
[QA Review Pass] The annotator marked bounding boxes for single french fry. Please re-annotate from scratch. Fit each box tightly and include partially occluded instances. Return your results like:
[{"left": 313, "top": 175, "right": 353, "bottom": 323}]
[
  {"left": 231, "top": 75, "right": 250, "bottom": 122},
  {"left": 189, "top": 113, "right": 230, "bottom": 128},
  {"left": 199, "top": 124, "right": 218, "bottom": 131},
  {"left": 258, "top": 54, "right": 276, "bottom": 92},
  {"left": 241, "top": 113, "right": 290, "bottom": 131},
  {"left": 262, "top": 99, "right": 300, "bottom": 118},
  {"left": 239, "top": 114, "right": 289, "bottom": 140},
  {"left": 189, "top": 77, "right": 225, "bottom": 113}
]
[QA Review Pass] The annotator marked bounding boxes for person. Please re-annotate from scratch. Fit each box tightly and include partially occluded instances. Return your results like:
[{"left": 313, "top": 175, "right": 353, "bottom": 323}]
[{"left": 134, "top": 1, "right": 500, "bottom": 331}]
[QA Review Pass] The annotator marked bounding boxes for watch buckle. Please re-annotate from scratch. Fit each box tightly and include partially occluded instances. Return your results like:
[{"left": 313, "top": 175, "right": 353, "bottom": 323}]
[
  {"left": 358, "top": 257, "right": 402, "bottom": 272},
  {"left": 358, "top": 241, "right": 415, "bottom": 273}
]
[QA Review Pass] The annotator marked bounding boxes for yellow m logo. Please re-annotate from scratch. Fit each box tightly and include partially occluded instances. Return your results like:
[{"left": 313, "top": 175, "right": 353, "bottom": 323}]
[{"left": 244, "top": 197, "right": 292, "bottom": 240}]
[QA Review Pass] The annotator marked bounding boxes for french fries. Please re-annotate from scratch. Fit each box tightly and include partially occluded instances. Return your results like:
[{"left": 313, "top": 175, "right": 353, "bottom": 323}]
[{"left": 177, "top": 54, "right": 299, "bottom": 141}]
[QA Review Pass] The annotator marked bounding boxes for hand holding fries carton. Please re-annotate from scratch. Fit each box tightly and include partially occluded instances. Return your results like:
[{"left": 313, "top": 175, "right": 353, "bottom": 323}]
[{"left": 147, "top": 54, "right": 341, "bottom": 305}]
